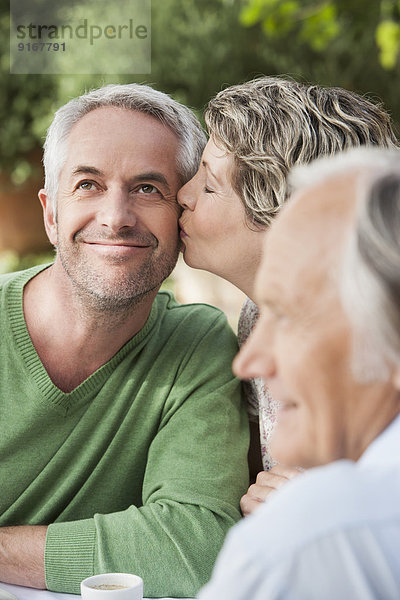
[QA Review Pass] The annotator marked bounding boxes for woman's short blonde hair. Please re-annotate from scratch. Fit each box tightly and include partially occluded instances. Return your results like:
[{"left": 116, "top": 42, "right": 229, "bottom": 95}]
[{"left": 204, "top": 76, "right": 399, "bottom": 227}]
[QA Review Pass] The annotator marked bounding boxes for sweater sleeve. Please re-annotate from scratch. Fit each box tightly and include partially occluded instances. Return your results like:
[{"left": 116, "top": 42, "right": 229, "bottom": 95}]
[{"left": 45, "top": 312, "right": 250, "bottom": 597}]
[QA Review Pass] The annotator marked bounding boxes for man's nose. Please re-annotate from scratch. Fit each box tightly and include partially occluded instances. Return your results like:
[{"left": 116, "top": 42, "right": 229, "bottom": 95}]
[
  {"left": 177, "top": 177, "right": 197, "bottom": 211},
  {"left": 98, "top": 189, "right": 138, "bottom": 232},
  {"left": 233, "top": 318, "right": 276, "bottom": 382}
]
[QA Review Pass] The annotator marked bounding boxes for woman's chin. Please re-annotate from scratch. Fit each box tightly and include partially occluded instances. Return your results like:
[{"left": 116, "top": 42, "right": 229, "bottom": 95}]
[
  {"left": 180, "top": 244, "right": 225, "bottom": 277},
  {"left": 181, "top": 246, "right": 203, "bottom": 270}
]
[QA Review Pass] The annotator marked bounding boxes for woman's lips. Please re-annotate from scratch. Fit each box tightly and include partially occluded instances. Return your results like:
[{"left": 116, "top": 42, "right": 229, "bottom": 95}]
[{"left": 179, "top": 221, "right": 188, "bottom": 238}]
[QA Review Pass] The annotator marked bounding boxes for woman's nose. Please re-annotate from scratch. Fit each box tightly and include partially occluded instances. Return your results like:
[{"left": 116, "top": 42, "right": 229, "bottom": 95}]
[{"left": 177, "top": 176, "right": 197, "bottom": 211}]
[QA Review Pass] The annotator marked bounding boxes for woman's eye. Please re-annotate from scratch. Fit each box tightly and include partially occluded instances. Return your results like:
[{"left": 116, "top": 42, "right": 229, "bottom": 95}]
[
  {"left": 204, "top": 186, "right": 214, "bottom": 194},
  {"left": 139, "top": 184, "right": 158, "bottom": 194}
]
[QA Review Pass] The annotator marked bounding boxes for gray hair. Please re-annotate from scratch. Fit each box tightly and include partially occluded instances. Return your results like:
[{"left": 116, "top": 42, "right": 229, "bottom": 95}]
[
  {"left": 289, "top": 146, "right": 400, "bottom": 195},
  {"left": 342, "top": 162, "right": 400, "bottom": 382},
  {"left": 205, "top": 76, "right": 398, "bottom": 228},
  {"left": 290, "top": 147, "right": 400, "bottom": 382},
  {"left": 43, "top": 83, "right": 206, "bottom": 214}
]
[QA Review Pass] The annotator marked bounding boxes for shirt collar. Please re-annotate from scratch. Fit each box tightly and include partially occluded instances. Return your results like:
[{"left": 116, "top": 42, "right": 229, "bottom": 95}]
[{"left": 359, "top": 413, "right": 400, "bottom": 467}]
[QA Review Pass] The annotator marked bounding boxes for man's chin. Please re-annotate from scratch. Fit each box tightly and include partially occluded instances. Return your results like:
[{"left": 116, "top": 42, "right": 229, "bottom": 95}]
[{"left": 57, "top": 244, "right": 179, "bottom": 308}]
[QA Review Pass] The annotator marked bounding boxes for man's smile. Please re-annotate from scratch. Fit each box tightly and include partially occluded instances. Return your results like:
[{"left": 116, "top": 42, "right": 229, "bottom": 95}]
[{"left": 82, "top": 241, "right": 153, "bottom": 258}]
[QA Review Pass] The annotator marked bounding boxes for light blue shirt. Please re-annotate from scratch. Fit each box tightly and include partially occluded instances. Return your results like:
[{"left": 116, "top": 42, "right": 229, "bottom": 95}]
[{"left": 199, "top": 414, "right": 400, "bottom": 600}]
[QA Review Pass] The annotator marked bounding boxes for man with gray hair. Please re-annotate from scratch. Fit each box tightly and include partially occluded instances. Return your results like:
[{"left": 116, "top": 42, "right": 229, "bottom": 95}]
[
  {"left": 0, "top": 84, "right": 249, "bottom": 597},
  {"left": 199, "top": 147, "right": 400, "bottom": 600}
]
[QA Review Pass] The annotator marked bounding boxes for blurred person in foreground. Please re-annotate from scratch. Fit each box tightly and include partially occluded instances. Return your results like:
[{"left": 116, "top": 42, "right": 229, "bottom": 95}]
[
  {"left": 199, "top": 147, "right": 400, "bottom": 600},
  {"left": 177, "top": 76, "right": 399, "bottom": 496},
  {"left": 0, "top": 84, "right": 249, "bottom": 597}
]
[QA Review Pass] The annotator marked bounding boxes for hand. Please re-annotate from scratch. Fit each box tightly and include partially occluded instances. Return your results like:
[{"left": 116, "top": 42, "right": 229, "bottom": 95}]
[{"left": 240, "top": 465, "right": 303, "bottom": 517}]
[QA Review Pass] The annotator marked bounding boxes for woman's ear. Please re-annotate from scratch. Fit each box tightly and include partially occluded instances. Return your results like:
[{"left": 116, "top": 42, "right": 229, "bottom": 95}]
[{"left": 38, "top": 189, "right": 57, "bottom": 246}]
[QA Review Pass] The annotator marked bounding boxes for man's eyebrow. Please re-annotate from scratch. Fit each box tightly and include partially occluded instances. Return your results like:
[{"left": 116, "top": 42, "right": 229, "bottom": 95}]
[
  {"left": 132, "top": 172, "right": 169, "bottom": 187},
  {"left": 72, "top": 166, "right": 104, "bottom": 177},
  {"left": 202, "top": 160, "right": 221, "bottom": 184}
]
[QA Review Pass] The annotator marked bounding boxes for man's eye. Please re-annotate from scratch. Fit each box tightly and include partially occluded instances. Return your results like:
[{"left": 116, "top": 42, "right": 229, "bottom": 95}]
[
  {"left": 78, "top": 181, "right": 96, "bottom": 191},
  {"left": 139, "top": 184, "right": 158, "bottom": 194}
]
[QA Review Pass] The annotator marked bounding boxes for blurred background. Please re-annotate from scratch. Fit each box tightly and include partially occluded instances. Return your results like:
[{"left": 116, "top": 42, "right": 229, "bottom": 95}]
[{"left": 2, "top": 0, "right": 400, "bottom": 326}]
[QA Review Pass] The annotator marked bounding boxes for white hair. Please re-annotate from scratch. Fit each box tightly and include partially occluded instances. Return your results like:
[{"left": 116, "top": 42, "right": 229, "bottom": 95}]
[
  {"left": 289, "top": 146, "right": 400, "bottom": 195},
  {"left": 342, "top": 164, "right": 400, "bottom": 382},
  {"left": 43, "top": 83, "right": 206, "bottom": 215},
  {"left": 290, "top": 147, "right": 400, "bottom": 382}
]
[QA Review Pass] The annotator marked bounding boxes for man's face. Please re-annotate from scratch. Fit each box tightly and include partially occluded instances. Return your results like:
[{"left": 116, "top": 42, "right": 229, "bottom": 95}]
[
  {"left": 234, "top": 173, "right": 396, "bottom": 468},
  {"left": 41, "top": 106, "right": 182, "bottom": 310}
]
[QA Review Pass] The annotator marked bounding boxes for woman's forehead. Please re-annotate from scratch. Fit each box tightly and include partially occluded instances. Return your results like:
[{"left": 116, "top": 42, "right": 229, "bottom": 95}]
[{"left": 202, "top": 137, "right": 235, "bottom": 185}]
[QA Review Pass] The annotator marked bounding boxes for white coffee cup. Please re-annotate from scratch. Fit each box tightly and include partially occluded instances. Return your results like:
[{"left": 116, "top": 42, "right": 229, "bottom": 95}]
[{"left": 81, "top": 573, "right": 143, "bottom": 600}]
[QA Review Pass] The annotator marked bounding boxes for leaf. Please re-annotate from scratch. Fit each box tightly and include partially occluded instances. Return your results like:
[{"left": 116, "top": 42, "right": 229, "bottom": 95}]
[
  {"left": 279, "top": 0, "right": 300, "bottom": 17},
  {"left": 239, "top": 0, "right": 279, "bottom": 27},
  {"left": 299, "top": 2, "right": 340, "bottom": 50},
  {"left": 376, "top": 19, "right": 400, "bottom": 69}
]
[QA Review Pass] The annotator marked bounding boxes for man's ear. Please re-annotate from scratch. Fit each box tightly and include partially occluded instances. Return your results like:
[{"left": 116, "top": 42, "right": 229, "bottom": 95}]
[{"left": 38, "top": 189, "right": 57, "bottom": 246}]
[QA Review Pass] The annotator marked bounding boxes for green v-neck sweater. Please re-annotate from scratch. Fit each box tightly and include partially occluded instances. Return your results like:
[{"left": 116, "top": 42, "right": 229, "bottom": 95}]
[{"left": 0, "top": 266, "right": 249, "bottom": 597}]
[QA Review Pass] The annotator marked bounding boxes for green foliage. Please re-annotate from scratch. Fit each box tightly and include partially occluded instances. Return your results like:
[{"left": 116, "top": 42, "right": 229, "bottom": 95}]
[
  {"left": 374, "top": 1, "right": 400, "bottom": 69},
  {"left": 148, "top": 0, "right": 268, "bottom": 113},
  {"left": 0, "top": 2, "right": 55, "bottom": 180},
  {"left": 376, "top": 19, "right": 400, "bottom": 69},
  {"left": 0, "top": 250, "right": 54, "bottom": 274},
  {"left": 234, "top": 0, "right": 400, "bottom": 139},
  {"left": 240, "top": 0, "right": 340, "bottom": 48},
  {"left": 2, "top": 0, "right": 400, "bottom": 186},
  {"left": 239, "top": 0, "right": 400, "bottom": 70},
  {"left": 0, "top": 0, "right": 134, "bottom": 182},
  {"left": 299, "top": 4, "right": 340, "bottom": 51}
]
